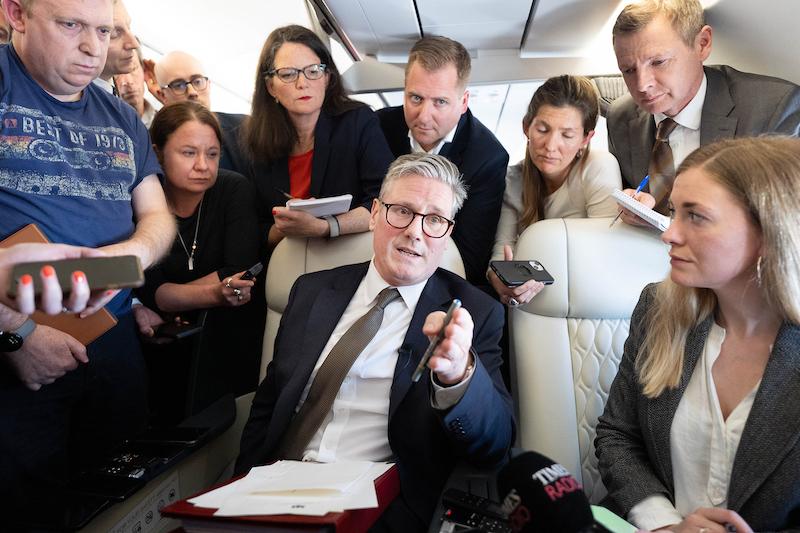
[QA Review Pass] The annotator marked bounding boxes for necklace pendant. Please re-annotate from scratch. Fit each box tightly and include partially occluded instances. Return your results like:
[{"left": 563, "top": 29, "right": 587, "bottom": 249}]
[{"left": 188, "top": 257, "right": 194, "bottom": 271}]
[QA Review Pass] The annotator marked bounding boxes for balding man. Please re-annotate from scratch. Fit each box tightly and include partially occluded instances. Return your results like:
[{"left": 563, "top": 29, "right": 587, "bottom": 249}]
[
  {"left": 149, "top": 50, "right": 248, "bottom": 175},
  {"left": 96, "top": 0, "right": 138, "bottom": 93},
  {"left": 0, "top": 0, "right": 174, "bottom": 515}
]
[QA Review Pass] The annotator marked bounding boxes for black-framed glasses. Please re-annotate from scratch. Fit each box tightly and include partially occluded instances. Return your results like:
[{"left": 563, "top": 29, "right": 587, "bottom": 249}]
[
  {"left": 162, "top": 76, "right": 209, "bottom": 94},
  {"left": 267, "top": 63, "right": 327, "bottom": 83},
  {"left": 380, "top": 200, "right": 454, "bottom": 238}
]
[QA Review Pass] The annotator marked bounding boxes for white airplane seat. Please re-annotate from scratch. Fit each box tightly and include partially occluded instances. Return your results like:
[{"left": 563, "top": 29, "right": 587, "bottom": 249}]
[
  {"left": 510, "top": 217, "right": 670, "bottom": 502},
  {"left": 261, "top": 232, "right": 465, "bottom": 380}
]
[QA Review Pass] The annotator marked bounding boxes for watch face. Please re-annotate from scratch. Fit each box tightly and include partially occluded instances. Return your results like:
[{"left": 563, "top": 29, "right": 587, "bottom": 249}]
[{"left": 0, "top": 332, "right": 23, "bottom": 352}]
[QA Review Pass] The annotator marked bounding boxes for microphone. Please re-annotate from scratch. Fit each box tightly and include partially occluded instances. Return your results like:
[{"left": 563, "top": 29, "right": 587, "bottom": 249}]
[{"left": 497, "top": 451, "right": 596, "bottom": 533}]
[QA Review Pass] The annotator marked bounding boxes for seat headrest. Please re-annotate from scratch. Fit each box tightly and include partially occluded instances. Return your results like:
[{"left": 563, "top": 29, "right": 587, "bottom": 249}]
[{"left": 514, "top": 218, "right": 670, "bottom": 319}]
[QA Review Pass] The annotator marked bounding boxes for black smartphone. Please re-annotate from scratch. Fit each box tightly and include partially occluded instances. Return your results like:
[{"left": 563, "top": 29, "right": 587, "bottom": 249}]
[
  {"left": 239, "top": 261, "right": 263, "bottom": 281},
  {"left": 7, "top": 255, "right": 144, "bottom": 297},
  {"left": 490, "top": 260, "right": 555, "bottom": 287},
  {"left": 154, "top": 321, "right": 202, "bottom": 340}
]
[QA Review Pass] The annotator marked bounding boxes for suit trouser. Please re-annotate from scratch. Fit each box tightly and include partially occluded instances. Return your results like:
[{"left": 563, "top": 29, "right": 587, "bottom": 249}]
[{"left": 0, "top": 313, "right": 147, "bottom": 509}]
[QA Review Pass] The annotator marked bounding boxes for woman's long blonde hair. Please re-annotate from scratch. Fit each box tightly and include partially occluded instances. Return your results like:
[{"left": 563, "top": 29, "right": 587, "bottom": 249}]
[
  {"left": 637, "top": 136, "right": 800, "bottom": 397},
  {"left": 519, "top": 75, "right": 599, "bottom": 229}
]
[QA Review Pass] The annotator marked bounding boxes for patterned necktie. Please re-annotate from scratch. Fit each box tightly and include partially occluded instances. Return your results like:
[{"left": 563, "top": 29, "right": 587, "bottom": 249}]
[
  {"left": 279, "top": 287, "right": 401, "bottom": 460},
  {"left": 648, "top": 117, "right": 678, "bottom": 214}
]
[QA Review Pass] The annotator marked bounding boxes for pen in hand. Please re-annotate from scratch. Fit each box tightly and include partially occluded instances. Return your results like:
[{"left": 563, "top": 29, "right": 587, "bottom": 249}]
[
  {"left": 274, "top": 187, "right": 293, "bottom": 200},
  {"left": 411, "top": 299, "right": 462, "bottom": 383},
  {"left": 609, "top": 174, "right": 650, "bottom": 227}
]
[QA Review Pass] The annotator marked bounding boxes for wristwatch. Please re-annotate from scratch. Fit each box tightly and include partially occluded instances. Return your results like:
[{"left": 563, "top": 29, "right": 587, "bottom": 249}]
[{"left": 0, "top": 318, "right": 36, "bottom": 352}]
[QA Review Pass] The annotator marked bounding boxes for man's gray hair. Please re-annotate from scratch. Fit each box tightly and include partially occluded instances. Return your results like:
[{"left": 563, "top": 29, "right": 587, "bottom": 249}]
[{"left": 380, "top": 153, "right": 468, "bottom": 216}]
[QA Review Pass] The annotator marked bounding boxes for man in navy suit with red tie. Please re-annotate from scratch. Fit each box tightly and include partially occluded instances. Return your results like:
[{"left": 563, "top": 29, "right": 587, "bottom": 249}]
[{"left": 236, "top": 153, "right": 514, "bottom": 532}]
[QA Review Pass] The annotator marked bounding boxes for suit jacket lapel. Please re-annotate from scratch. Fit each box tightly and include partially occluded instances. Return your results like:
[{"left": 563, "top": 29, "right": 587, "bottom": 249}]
[
  {"left": 647, "top": 315, "right": 712, "bottom": 493},
  {"left": 274, "top": 264, "right": 368, "bottom": 420},
  {"left": 628, "top": 108, "right": 655, "bottom": 184},
  {"left": 388, "top": 271, "right": 452, "bottom": 421},
  {"left": 700, "top": 66, "right": 738, "bottom": 144},
  {"left": 439, "top": 112, "right": 469, "bottom": 165},
  {"left": 310, "top": 111, "right": 332, "bottom": 198},
  {"left": 728, "top": 323, "right": 800, "bottom": 510}
]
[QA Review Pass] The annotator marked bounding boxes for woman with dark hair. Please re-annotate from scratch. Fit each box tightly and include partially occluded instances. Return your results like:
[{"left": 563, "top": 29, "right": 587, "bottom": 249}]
[
  {"left": 489, "top": 75, "right": 622, "bottom": 306},
  {"left": 596, "top": 137, "right": 800, "bottom": 533},
  {"left": 243, "top": 24, "right": 394, "bottom": 249},
  {"left": 133, "top": 101, "right": 261, "bottom": 414},
  {"left": 136, "top": 101, "right": 258, "bottom": 323}
]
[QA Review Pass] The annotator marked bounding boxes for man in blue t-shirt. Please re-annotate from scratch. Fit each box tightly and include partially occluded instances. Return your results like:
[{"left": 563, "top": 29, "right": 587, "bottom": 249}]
[{"left": 0, "top": 0, "right": 175, "bottom": 512}]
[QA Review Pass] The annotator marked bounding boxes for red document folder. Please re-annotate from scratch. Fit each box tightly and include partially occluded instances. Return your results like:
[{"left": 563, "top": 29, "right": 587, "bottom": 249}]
[{"left": 160, "top": 464, "right": 400, "bottom": 533}]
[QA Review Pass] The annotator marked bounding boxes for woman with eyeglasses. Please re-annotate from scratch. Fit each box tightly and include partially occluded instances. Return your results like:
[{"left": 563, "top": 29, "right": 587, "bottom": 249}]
[
  {"left": 243, "top": 25, "right": 394, "bottom": 250},
  {"left": 489, "top": 75, "right": 622, "bottom": 307}
]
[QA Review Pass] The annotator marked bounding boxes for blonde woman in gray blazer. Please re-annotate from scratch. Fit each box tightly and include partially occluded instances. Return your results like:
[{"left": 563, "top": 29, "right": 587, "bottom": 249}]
[{"left": 596, "top": 137, "right": 800, "bottom": 533}]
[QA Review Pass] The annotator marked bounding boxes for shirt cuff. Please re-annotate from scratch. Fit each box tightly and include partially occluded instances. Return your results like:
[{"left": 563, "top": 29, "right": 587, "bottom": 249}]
[
  {"left": 628, "top": 494, "right": 683, "bottom": 531},
  {"left": 430, "top": 357, "right": 476, "bottom": 410}
]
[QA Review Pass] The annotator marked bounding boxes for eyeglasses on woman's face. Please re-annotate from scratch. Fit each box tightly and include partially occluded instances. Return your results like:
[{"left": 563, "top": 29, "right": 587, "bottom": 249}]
[{"left": 267, "top": 63, "right": 327, "bottom": 84}]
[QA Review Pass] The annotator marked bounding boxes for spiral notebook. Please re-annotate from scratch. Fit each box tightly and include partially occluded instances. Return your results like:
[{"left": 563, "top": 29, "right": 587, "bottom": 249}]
[{"left": 612, "top": 190, "right": 671, "bottom": 232}]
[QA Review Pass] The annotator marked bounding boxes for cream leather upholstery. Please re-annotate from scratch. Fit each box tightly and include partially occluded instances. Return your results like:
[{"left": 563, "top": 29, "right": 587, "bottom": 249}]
[
  {"left": 261, "top": 232, "right": 465, "bottom": 380},
  {"left": 510, "top": 217, "right": 670, "bottom": 502}
]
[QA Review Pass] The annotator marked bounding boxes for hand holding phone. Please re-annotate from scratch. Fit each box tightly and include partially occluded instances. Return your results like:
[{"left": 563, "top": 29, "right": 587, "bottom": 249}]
[{"left": 488, "top": 247, "right": 551, "bottom": 308}]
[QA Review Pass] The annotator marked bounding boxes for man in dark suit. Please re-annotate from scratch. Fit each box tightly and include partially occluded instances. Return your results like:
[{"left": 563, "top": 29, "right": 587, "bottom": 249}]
[
  {"left": 377, "top": 36, "right": 508, "bottom": 286},
  {"left": 149, "top": 50, "right": 248, "bottom": 175},
  {"left": 236, "top": 153, "right": 514, "bottom": 532},
  {"left": 608, "top": 0, "right": 800, "bottom": 223}
]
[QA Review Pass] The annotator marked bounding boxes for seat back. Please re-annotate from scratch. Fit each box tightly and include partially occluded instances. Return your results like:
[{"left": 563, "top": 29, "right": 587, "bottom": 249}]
[
  {"left": 261, "top": 232, "right": 465, "bottom": 380},
  {"left": 510, "top": 217, "right": 669, "bottom": 502}
]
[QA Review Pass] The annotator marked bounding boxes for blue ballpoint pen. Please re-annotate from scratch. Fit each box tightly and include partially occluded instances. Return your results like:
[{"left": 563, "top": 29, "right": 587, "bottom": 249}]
[{"left": 609, "top": 174, "right": 650, "bottom": 227}]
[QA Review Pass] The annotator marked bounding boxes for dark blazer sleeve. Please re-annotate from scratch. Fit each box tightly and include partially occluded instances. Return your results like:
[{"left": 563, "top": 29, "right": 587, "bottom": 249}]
[
  {"left": 349, "top": 106, "right": 394, "bottom": 211},
  {"left": 595, "top": 283, "right": 673, "bottom": 515},
  {"left": 215, "top": 170, "right": 260, "bottom": 280},
  {"left": 447, "top": 129, "right": 508, "bottom": 286},
  {"left": 439, "top": 296, "right": 514, "bottom": 463}
]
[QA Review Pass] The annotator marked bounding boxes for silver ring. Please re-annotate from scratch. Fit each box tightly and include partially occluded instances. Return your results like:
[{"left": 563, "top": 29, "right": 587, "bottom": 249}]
[
  {"left": 225, "top": 278, "right": 233, "bottom": 288},
  {"left": 237, "top": 294, "right": 243, "bottom": 302},
  {"left": 699, "top": 528, "right": 710, "bottom": 533},
  {"left": 233, "top": 288, "right": 242, "bottom": 296},
  {"left": 508, "top": 298, "right": 519, "bottom": 307}
]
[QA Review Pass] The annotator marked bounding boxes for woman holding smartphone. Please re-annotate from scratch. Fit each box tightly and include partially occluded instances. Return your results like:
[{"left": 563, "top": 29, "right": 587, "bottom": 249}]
[
  {"left": 596, "top": 137, "right": 800, "bottom": 533},
  {"left": 135, "top": 101, "right": 258, "bottom": 327},
  {"left": 489, "top": 75, "right": 622, "bottom": 306},
  {"left": 242, "top": 25, "right": 394, "bottom": 250},
  {"left": 134, "top": 102, "right": 261, "bottom": 414}
]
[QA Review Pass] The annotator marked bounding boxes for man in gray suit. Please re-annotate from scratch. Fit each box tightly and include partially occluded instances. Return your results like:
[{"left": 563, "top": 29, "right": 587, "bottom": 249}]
[{"left": 608, "top": 0, "right": 800, "bottom": 221}]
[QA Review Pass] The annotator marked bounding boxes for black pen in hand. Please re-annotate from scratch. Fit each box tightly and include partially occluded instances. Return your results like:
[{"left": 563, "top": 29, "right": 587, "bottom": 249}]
[
  {"left": 412, "top": 299, "right": 462, "bottom": 382},
  {"left": 274, "top": 187, "right": 293, "bottom": 200}
]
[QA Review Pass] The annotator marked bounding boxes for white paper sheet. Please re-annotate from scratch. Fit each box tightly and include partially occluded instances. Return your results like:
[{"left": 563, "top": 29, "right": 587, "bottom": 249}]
[{"left": 188, "top": 461, "right": 393, "bottom": 517}]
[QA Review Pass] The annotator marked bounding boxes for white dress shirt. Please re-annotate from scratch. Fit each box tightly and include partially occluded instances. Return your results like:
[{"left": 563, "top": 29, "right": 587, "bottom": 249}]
[
  {"left": 628, "top": 322, "right": 760, "bottom": 531},
  {"left": 654, "top": 74, "right": 707, "bottom": 170},
  {"left": 297, "top": 261, "right": 473, "bottom": 463},
  {"left": 408, "top": 125, "right": 458, "bottom": 155}
]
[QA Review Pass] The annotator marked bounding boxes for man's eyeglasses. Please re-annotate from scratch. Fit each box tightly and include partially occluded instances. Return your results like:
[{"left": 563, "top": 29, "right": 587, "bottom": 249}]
[
  {"left": 380, "top": 201, "right": 454, "bottom": 239},
  {"left": 162, "top": 76, "right": 209, "bottom": 95},
  {"left": 267, "top": 63, "right": 327, "bottom": 84}
]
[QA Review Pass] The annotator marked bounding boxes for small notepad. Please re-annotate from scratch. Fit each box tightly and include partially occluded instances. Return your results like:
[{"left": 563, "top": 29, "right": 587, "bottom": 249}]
[
  {"left": 286, "top": 194, "right": 353, "bottom": 218},
  {"left": 612, "top": 190, "right": 671, "bottom": 231}
]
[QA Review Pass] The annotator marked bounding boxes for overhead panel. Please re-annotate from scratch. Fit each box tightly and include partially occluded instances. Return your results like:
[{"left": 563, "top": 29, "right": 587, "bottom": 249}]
[
  {"left": 522, "top": 0, "right": 621, "bottom": 57},
  {"left": 417, "top": 0, "right": 533, "bottom": 51},
  {"left": 322, "top": 0, "right": 421, "bottom": 60}
]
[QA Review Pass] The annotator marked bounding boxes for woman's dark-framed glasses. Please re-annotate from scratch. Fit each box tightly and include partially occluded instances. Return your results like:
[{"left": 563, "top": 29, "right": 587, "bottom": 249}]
[
  {"left": 162, "top": 76, "right": 209, "bottom": 95},
  {"left": 267, "top": 63, "right": 327, "bottom": 83},
  {"left": 380, "top": 201, "right": 454, "bottom": 238}
]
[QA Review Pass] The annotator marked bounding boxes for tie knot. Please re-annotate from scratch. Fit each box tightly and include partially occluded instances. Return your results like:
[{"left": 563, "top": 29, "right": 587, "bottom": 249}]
[
  {"left": 656, "top": 118, "right": 677, "bottom": 141},
  {"left": 375, "top": 287, "right": 401, "bottom": 310}
]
